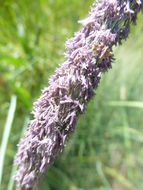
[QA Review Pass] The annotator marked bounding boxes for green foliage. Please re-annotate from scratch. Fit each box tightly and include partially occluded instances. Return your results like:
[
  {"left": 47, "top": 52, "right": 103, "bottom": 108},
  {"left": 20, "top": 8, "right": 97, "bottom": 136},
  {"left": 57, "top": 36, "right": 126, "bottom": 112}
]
[{"left": 0, "top": 1, "right": 143, "bottom": 190}]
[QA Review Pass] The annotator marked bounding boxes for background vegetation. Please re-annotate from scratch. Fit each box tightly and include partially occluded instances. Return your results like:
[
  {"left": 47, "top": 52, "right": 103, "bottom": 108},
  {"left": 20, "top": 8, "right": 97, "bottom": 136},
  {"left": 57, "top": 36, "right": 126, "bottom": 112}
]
[{"left": 0, "top": 0, "right": 143, "bottom": 190}]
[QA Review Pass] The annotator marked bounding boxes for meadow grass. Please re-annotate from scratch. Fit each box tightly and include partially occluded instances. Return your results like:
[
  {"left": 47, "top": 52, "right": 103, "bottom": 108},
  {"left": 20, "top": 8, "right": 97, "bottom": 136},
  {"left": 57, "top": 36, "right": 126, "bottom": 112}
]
[{"left": 0, "top": 1, "right": 143, "bottom": 190}]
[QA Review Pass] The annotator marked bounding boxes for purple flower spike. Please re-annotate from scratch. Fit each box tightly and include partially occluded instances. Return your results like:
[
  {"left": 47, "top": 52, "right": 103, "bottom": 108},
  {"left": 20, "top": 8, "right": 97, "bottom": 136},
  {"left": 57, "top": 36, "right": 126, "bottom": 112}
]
[{"left": 14, "top": 0, "right": 142, "bottom": 189}]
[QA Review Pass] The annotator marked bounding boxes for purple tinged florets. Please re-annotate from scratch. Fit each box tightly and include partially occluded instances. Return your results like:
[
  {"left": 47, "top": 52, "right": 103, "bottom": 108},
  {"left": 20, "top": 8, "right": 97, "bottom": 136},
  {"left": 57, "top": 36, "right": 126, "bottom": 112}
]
[{"left": 14, "top": 0, "right": 142, "bottom": 189}]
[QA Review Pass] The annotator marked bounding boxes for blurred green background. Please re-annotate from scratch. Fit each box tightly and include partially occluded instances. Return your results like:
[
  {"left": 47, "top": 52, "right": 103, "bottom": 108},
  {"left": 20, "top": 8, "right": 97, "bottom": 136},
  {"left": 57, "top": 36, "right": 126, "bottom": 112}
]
[{"left": 0, "top": 0, "right": 143, "bottom": 190}]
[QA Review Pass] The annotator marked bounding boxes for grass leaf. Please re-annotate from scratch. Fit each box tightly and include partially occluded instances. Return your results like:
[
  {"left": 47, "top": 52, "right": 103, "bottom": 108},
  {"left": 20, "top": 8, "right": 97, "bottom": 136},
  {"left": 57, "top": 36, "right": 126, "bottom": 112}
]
[
  {"left": 7, "top": 116, "right": 29, "bottom": 190},
  {"left": 0, "top": 95, "right": 17, "bottom": 185}
]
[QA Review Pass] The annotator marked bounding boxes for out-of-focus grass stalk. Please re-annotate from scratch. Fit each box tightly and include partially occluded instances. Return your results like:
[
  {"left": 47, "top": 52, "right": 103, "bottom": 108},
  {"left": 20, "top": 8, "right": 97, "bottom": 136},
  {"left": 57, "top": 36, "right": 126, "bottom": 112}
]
[
  {"left": 7, "top": 116, "right": 30, "bottom": 190},
  {"left": 107, "top": 101, "right": 143, "bottom": 108},
  {"left": 122, "top": 112, "right": 133, "bottom": 181},
  {"left": 108, "top": 91, "right": 135, "bottom": 184},
  {"left": 96, "top": 161, "right": 112, "bottom": 190},
  {"left": 7, "top": 165, "right": 17, "bottom": 190},
  {"left": 0, "top": 95, "right": 17, "bottom": 185},
  {"left": 105, "top": 167, "right": 135, "bottom": 190}
]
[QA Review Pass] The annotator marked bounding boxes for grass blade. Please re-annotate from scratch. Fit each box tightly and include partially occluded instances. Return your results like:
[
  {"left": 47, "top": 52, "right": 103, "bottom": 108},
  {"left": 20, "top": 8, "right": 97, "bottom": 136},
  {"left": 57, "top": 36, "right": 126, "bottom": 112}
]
[
  {"left": 0, "top": 95, "right": 17, "bottom": 185},
  {"left": 107, "top": 101, "right": 143, "bottom": 108},
  {"left": 7, "top": 116, "right": 29, "bottom": 190},
  {"left": 105, "top": 166, "right": 135, "bottom": 190},
  {"left": 96, "top": 161, "right": 112, "bottom": 190}
]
